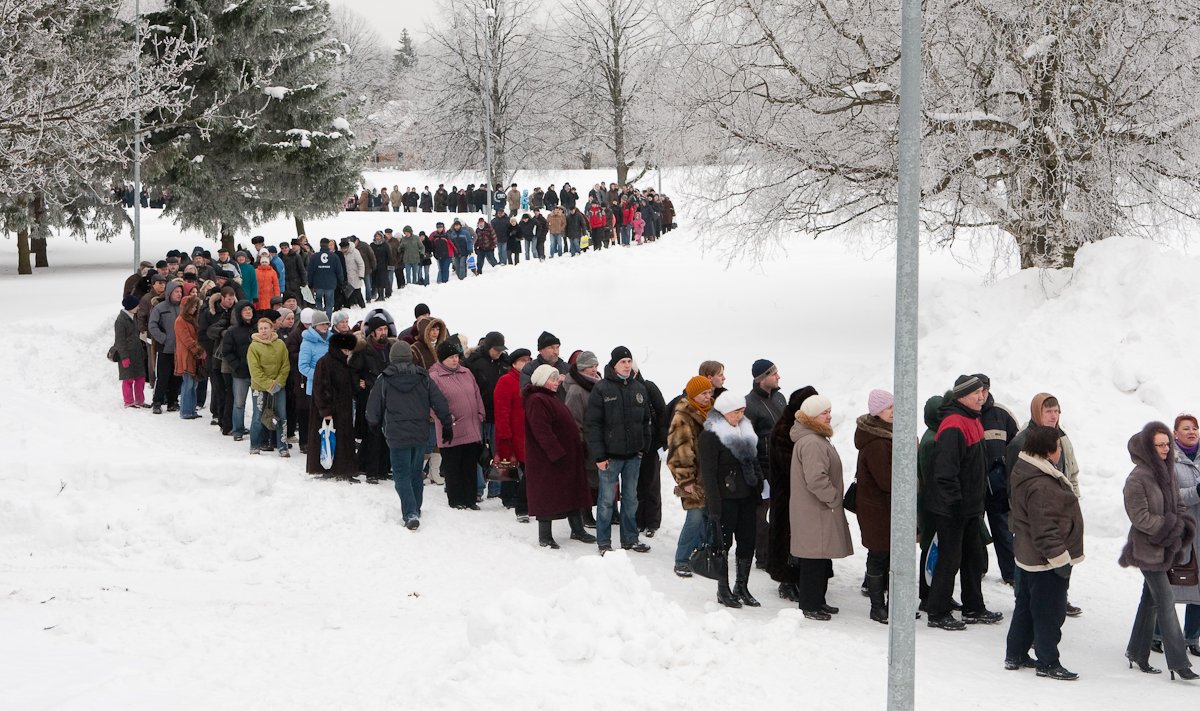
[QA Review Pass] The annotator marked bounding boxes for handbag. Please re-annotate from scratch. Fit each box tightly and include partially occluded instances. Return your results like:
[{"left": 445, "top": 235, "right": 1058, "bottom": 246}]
[
  {"left": 1169, "top": 549, "right": 1199, "bottom": 587},
  {"left": 842, "top": 481, "right": 858, "bottom": 513},
  {"left": 486, "top": 458, "right": 521, "bottom": 482},
  {"left": 688, "top": 522, "right": 727, "bottom": 581},
  {"left": 319, "top": 418, "right": 337, "bottom": 469}
]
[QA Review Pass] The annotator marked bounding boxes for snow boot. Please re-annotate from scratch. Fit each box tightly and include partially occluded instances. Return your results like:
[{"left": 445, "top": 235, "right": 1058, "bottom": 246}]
[
  {"left": 733, "top": 557, "right": 761, "bottom": 607},
  {"left": 867, "top": 573, "right": 888, "bottom": 624},
  {"left": 582, "top": 508, "right": 597, "bottom": 528},
  {"left": 568, "top": 512, "right": 596, "bottom": 543},
  {"left": 717, "top": 557, "right": 742, "bottom": 609},
  {"left": 538, "top": 520, "right": 560, "bottom": 549}
]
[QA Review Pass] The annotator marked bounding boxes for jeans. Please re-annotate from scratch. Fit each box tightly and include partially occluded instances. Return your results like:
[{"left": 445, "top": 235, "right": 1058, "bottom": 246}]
[
  {"left": 121, "top": 377, "right": 146, "bottom": 406},
  {"left": 1130, "top": 570, "right": 1193, "bottom": 671},
  {"left": 675, "top": 508, "right": 711, "bottom": 564},
  {"left": 926, "top": 514, "right": 987, "bottom": 618},
  {"left": 231, "top": 376, "right": 251, "bottom": 435},
  {"left": 385, "top": 266, "right": 396, "bottom": 297},
  {"left": 498, "top": 242, "right": 508, "bottom": 264},
  {"left": 364, "top": 273, "right": 374, "bottom": 299},
  {"left": 620, "top": 225, "right": 632, "bottom": 245},
  {"left": 314, "top": 288, "right": 335, "bottom": 317},
  {"left": 180, "top": 373, "right": 198, "bottom": 417},
  {"left": 524, "top": 239, "right": 535, "bottom": 260},
  {"left": 1006, "top": 567, "right": 1070, "bottom": 669},
  {"left": 436, "top": 258, "right": 451, "bottom": 284},
  {"left": 548, "top": 233, "right": 564, "bottom": 257},
  {"left": 596, "top": 455, "right": 641, "bottom": 547},
  {"left": 569, "top": 236, "right": 581, "bottom": 255},
  {"left": 418, "top": 264, "right": 430, "bottom": 285},
  {"left": 476, "top": 250, "right": 497, "bottom": 273},
  {"left": 1155, "top": 604, "right": 1200, "bottom": 644},
  {"left": 250, "top": 389, "right": 286, "bottom": 450},
  {"left": 453, "top": 255, "right": 468, "bottom": 280},
  {"left": 389, "top": 446, "right": 425, "bottom": 522},
  {"left": 404, "top": 264, "right": 420, "bottom": 285},
  {"left": 986, "top": 501, "right": 1015, "bottom": 582}
]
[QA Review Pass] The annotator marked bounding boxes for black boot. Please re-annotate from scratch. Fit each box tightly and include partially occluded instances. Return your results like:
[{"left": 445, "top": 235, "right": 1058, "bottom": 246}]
[
  {"left": 568, "top": 512, "right": 597, "bottom": 543},
  {"left": 538, "top": 520, "right": 559, "bottom": 549},
  {"left": 733, "top": 557, "right": 761, "bottom": 607},
  {"left": 582, "top": 508, "right": 597, "bottom": 528},
  {"left": 717, "top": 557, "right": 742, "bottom": 608},
  {"left": 866, "top": 573, "right": 888, "bottom": 624}
]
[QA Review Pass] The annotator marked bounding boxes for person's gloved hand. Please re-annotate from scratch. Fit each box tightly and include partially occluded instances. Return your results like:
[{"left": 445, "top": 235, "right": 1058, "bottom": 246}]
[
  {"left": 442, "top": 423, "right": 454, "bottom": 444},
  {"left": 1054, "top": 563, "right": 1072, "bottom": 579},
  {"left": 270, "top": 383, "right": 282, "bottom": 394},
  {"left": 121, "top": 358, "right": 131, "bottom": 368}
]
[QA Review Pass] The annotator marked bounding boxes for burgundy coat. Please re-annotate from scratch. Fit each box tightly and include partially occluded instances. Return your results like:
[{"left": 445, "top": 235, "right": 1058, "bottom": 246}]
[{"left": 523, "top": 385, "right": 593, "bottom": 519}]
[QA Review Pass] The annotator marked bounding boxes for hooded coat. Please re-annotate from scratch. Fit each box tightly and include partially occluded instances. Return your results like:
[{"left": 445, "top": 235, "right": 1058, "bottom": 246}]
[
  {"left": 298, "top": 326, "right": 330, "bottom": 396},
  {"left": 367, "top": 356, "right": 452, "bottom": 450},
  {"left": 1119, "top": 423, "right": 1198, "bottom": 572},
  {"left": 853, "top": 414, "right": 894, "bottom": 551},
  {"left": 247, "top": 330, "right": 290, "bottom": 392},
  {"left": 218, "top": 300, "right": 256, "bottom": 379},
  {"left": 148, "top": 282, "right": 183, "bottom": 354},
  {"left": 254, "top": 262, "right": 280, "bottom": 310},
  {"left": 411, "top": 317, "right": 447, "bottom": 371},
  {"left": 1005, "top": 393, "right": 1082, "bottom": 496},
  {"left": 523, "top": 384, "right": 593, "bottom": 519},
  {"left": 173, "top": 296, "right": 204, "bottom": 377},
  {"left": 788, "top": 413, "right": 854, "bottom": 560},
  {"left": 307, "top": 348, "right": 358, "bottom": 475}
]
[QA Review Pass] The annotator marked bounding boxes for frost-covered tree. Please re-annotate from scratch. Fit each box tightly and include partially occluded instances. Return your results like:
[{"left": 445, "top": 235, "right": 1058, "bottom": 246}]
[
  {"left": 0, "top": 0, "right": 208, "bottom": 273},
  {"left": 394, "top": 28, "right": 417, "bottom": 73},
  {"left": 145, "top": 0, "right": 367, "bottom": 250},
  {"left": 328, "top": 6, "right": 391, "bottom": 161},
  {"left": 554, "top": 0, "right": 665, "bottom": 186},
  {"left": 680, "top": 0, "right": 1200, "bottom": 268},
  {"left": 414, "top": 0, "right": 547, "bottom": 187}
]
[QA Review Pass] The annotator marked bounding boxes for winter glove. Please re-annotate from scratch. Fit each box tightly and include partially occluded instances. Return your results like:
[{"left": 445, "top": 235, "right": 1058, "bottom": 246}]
[
  {"left": 441, "top": 422, "right": 454, "bottom": 445},
  {"left": 269, "top": 383, "right": 282, "bottom": 394},
  {"left": 121, "top": 358, "right": 131, "bottom": 368},
  {"left": 1054, "top": 563, "right": 1072, "bottom": 580}
]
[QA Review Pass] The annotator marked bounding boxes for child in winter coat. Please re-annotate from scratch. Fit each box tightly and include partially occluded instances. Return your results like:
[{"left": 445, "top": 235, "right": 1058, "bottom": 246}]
[
  {"left": 633, "top": 212, "right": 646, "bottom": 244},
  {"left": 254, "top": 254, "right": 280, "bottom": 310}
]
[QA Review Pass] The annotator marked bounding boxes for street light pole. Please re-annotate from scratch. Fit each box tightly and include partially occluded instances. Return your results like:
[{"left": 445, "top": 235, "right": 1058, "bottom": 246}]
[
  {"left": 481, "top": 1, "right": 496, "bottom": 196},
  {"left": 888, "top": 0, "right": 923, "bottom": 706},
  {"left": 132, "top": 0, "right": 143, "bottom": 270}
]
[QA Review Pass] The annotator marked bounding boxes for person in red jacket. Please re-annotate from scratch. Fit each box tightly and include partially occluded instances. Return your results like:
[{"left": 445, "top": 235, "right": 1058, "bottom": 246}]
[
  {"left": 586, "top": 200, "right": 608, "bottom": 251},
  {"left": 494, "top": 348, "right": 532, "bottom": 521}
]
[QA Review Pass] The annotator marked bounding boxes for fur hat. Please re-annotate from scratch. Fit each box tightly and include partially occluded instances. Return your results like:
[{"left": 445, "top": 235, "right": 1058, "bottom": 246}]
[
  {"left": 531, "top": 364, "right": 560, "bottom": 388},
  {"left": 389, "top": 340, "right": 413, "bottom": 364},
  {"left": 122, "top": 294, "right": 140, "bottom": 310},
  {"left": 685, "top": 376, "right": 714, "bottom": 400},
  {"left": 713, "top": 391, "right": 747, "bottom": 415},
  {"left": 951, "top": 374, "right": 984, "bottom": 399},
  {"left": 437, "top": 339, "right": 462, "bottom": 362},
  {"left": 608, "top": 345, "right": 633, "bottom": 367},
  {"left": 310, "top": 310, "right": 330, "bottom": 326},
  {"left": 868, "top": 389, "right": 894, "bottom": 417},
  {"left": 537, "top": 331, "right": 560, "bottom": 350},
  {"left": 329, "top": 332, "right": 357, "bottom": 352},
  {"left": 576, "top": 351, "right": 599, "bottom": 369},
  {"left": 751, "top": 359, "right": 777, "bottom": 382},
  {"left": 800, "top": 394, "right": 832, "bottom": 418},
  {"left": 299, "top": 307, "right": 314, "bottom": 326}
]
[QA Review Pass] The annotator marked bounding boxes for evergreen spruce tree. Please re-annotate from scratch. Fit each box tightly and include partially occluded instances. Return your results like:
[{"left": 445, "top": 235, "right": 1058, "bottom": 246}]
[
  {"left": 146, "top": 0, "right": 367, "bottom": 251},
  {"left": 394, "top": 29, "right": 417, "bottom": 73}
]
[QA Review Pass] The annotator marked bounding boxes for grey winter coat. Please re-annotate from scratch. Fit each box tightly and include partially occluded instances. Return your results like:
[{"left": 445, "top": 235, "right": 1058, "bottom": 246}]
[
  {"left": 148, "top": 282, "right": 182, "bottom": 353},
  {"left": 366, "top": 362, "right": 452, "bottom": 449},
  {"left": 1174, "top": 450, "right": 1200, "bottom": 604},
  {"left": 1119, "top": 423, "right": 1198, "bottom": 572}
]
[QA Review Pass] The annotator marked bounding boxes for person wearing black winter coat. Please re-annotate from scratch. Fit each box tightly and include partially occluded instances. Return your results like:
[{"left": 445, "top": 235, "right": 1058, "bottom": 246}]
[
  {"left": 544, "top": 186, "right": 559, "bottom": 210},
  {"left": 350, "top": 327, "right": 395, "bottom": 480},
  {"left": 635, "top": 371, "right": 667, "bottom": 535},
  {"left": 925, "top": 376, "right": 998, "bottom": 630},
  {"left": 975, "top": 376, "right": 1020, "bottom": 584},
  {"left": 367, "top": 340, "right": 454, "bottom": 528},
  {"left": 219, "top": 300, "right": 256, "bottom": 438},
  {"left": 419, "top": 189, "right": 433, "bottom": 212},
  {"left": 307, "top": 332, "right": 360, "bottom": 480},
  {"left": 200, "top": 290, "right": 236, "bottom": 428},
  {"left": 532, "top": 211, "right": 549, "bottom": 260}
]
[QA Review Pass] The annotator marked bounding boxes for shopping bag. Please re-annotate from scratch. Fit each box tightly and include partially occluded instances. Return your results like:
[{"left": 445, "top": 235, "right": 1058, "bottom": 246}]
[
  {"left": 319, "top": 418, "right": 336, "bottom": 470},
  {"left": 924, "top": 533, "right": 939, "bottom": 586},
  {"left": 259, "top": 392, "right": 278, "bottom": 431}
]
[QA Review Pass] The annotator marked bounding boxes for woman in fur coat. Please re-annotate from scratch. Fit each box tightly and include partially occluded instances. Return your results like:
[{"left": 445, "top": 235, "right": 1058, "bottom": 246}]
[
  {"left": 698, "top": 391, "right": 765, "bottom": 608},
  {"left": 306, "top": 332, "right": 360, "bottom": 481},
  {"left": 1120, "top": 421, "right": 1199, "bottom": 679}
]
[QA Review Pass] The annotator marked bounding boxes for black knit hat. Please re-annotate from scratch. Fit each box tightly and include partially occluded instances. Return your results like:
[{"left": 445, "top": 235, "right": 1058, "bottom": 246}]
[
  {"left": 365, "top": 315, "right": 389, "bottom": 334},
  {"left": 437, "top": 339, "right": 462, "bottom": 362},
  {"left": 608, "top": 345, "right": 633, "bottom": 367},
  {"left": 971, "top": 373, "right": 991, "bottom": 390},
  {"left": 537, "top": 331, "right": 560, "bottom": 350},
  {"left": 951, "top": 374, "right": 984, "bottom": 399},
  {"left": 122, "top": 294, "right": 140, "bottom": 310}
]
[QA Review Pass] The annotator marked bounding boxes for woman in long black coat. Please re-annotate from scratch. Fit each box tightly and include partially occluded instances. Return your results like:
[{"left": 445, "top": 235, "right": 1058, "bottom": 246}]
[
  {"left": 307, "top": 332, "right": 360, "bottom": 481},
  {"left": 523, "top": 365, "right": 596, "bottom": 548},
  {"left": 350, "top": 320, "right": 394, "bottom": 481}
]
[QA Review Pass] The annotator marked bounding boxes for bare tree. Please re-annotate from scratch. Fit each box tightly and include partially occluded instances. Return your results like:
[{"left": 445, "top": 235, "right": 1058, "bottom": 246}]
[
  {"left": 678, "top": 0, "right": 1200, "bottom": 268},
  {"left": 329, "top": 6, "right": 394, "bottom": 161},
  {"left": 555, "top": 0, "right": 664, "bottom": 186}
]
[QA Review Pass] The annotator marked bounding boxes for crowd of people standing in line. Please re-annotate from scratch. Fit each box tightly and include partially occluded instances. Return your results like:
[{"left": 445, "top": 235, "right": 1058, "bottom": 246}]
[{"left": 111, "top": 255, "right": 1200, "bottom": 684}]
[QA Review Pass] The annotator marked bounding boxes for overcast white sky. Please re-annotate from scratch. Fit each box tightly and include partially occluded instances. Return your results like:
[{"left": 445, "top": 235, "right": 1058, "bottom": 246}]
[{"left": 329, "top": 0, "right": 441, "bottom": 40}]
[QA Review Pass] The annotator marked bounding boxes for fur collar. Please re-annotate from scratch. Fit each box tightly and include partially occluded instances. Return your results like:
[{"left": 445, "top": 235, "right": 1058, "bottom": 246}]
[
  {"left": 704, "top": 411, "right": 759, "bottom": 463},
  {"left": 856, "top": 414, "right": 892, "bottom": 440},
  {"left": 795, "top": 411, "right": 833, "bottom": 439}
]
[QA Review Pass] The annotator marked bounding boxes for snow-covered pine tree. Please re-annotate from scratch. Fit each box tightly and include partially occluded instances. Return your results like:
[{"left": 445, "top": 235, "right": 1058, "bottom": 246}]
[
  {"left": 145, "top": 0, "right": 367, "bottom": 252},
  {"left": 394, "top": 29, "right": 417, "bottom": 73}
]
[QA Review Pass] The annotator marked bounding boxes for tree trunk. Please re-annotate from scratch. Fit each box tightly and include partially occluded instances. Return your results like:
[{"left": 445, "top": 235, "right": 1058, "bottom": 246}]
[
  {"left": 31, "top": 190, "right": 48, "bottom": 267},
  {"left": 31, "top": 238, "right": 48, "bottom": 268},
  {"left": 1016, "top": 233, "right": 1077, "bottom": 269},
  {"left": 220, "top": 222, "right": 236, "bottom": 254},
  {"left": 16, "top": 227, "right": 31, "bottom": 275},
  {"left": 294, "top": 216, "right": 306, "bottom": 238},
  {"left": 581, "top": 151, "right": 593, "bottom": 169}
]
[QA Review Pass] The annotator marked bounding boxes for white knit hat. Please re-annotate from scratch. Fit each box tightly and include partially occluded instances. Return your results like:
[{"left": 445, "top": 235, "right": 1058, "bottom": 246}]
[
  {"left": 300, "top": 307, "right": 314, "bottom": 326},
  {"left": 800, "top": 394, "right": 832, "bottom": 418},
  {"left": 713, "top": 391, "right": 746, "bottom": 415},
  {"left": 531, "top": 364, "right": 560, "bottom": 388}
]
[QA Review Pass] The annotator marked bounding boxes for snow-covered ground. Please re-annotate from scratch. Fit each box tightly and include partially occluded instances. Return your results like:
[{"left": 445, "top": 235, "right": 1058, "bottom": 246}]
[{"left": 2, "top": 169, "right": 1199, "bottom": 708}]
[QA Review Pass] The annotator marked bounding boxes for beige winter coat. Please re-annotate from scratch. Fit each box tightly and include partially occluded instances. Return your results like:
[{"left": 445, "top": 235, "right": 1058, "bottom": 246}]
[{"left": 789, "top": 414, "right": 854, "bottom": 560}]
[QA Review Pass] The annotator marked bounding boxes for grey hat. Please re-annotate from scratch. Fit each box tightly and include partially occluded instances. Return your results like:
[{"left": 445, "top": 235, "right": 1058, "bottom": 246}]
[
  {"left": 576, "top": 351, "right": 599, "bottom": 369},
  {"left": 390, "top": 340, "right": 413, "bottom": 364},
  {"left": 310, "top": 310, "right": 330, "bottom": 326},
  {"left": 951, "top": 374, "right": 984, "bottom": 399}
]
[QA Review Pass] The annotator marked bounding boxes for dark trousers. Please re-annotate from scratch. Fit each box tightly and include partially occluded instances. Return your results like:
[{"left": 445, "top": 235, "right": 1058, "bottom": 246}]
[
  {"left": 151, "top": 350, "right": 181, "bottom": 407},
  {"left": 1006, "top": 568, "right": 1069, "bottom": 668},
  {"left": 220, "top": 373, "right": 234, "bottom": 432},
  {"left": 195, "top": 373, "right": 207, "bottom": 408},
  {"left": 867, "top": 549, "right": 890, "bottom": 577},
  {"left": 295, "top": 394, "right": 310, "bottom": 449},
  {"left": 796, "top": 557, "right": 833, "bottom": 611},
  {"left": 209, "top": 369, "right": 228, "bottom": 427},
  {"left": 285, "top": 384, "right": 298, "bottom": 438},
  {"left": 441, "top": 442, "right": 483, "bottom": 508},
  {"left": 986, "top": 501, "right": 1015, "bottom": 582},
  {"left": 635, "top": 450, "right": 662, "bottom": 530},
  {"left": 718, "top": 497, "right": 758, "bottom": 560},
  {"left": 755, "top": 499, "right": 770, "bottom": 565},
  {"left": 926, "top": 514, "right": 987, "bottom": 618},
  {"left": 1129, "top": 570, "right": 1193, "bottom": 671},
  {"left": 500, "top": 466, "right": 528, "bottom": 516}
]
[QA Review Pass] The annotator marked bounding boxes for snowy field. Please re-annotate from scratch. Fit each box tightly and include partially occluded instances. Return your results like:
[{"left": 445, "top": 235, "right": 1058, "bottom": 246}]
[{"left": 2, "top": 168, "right": 1200, "bottom": 708}]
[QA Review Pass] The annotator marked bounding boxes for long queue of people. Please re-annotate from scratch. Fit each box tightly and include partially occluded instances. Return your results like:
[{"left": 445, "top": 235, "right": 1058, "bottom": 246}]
[{"left": 110, "top": 273, "right": 1200, "bottom": 684}]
